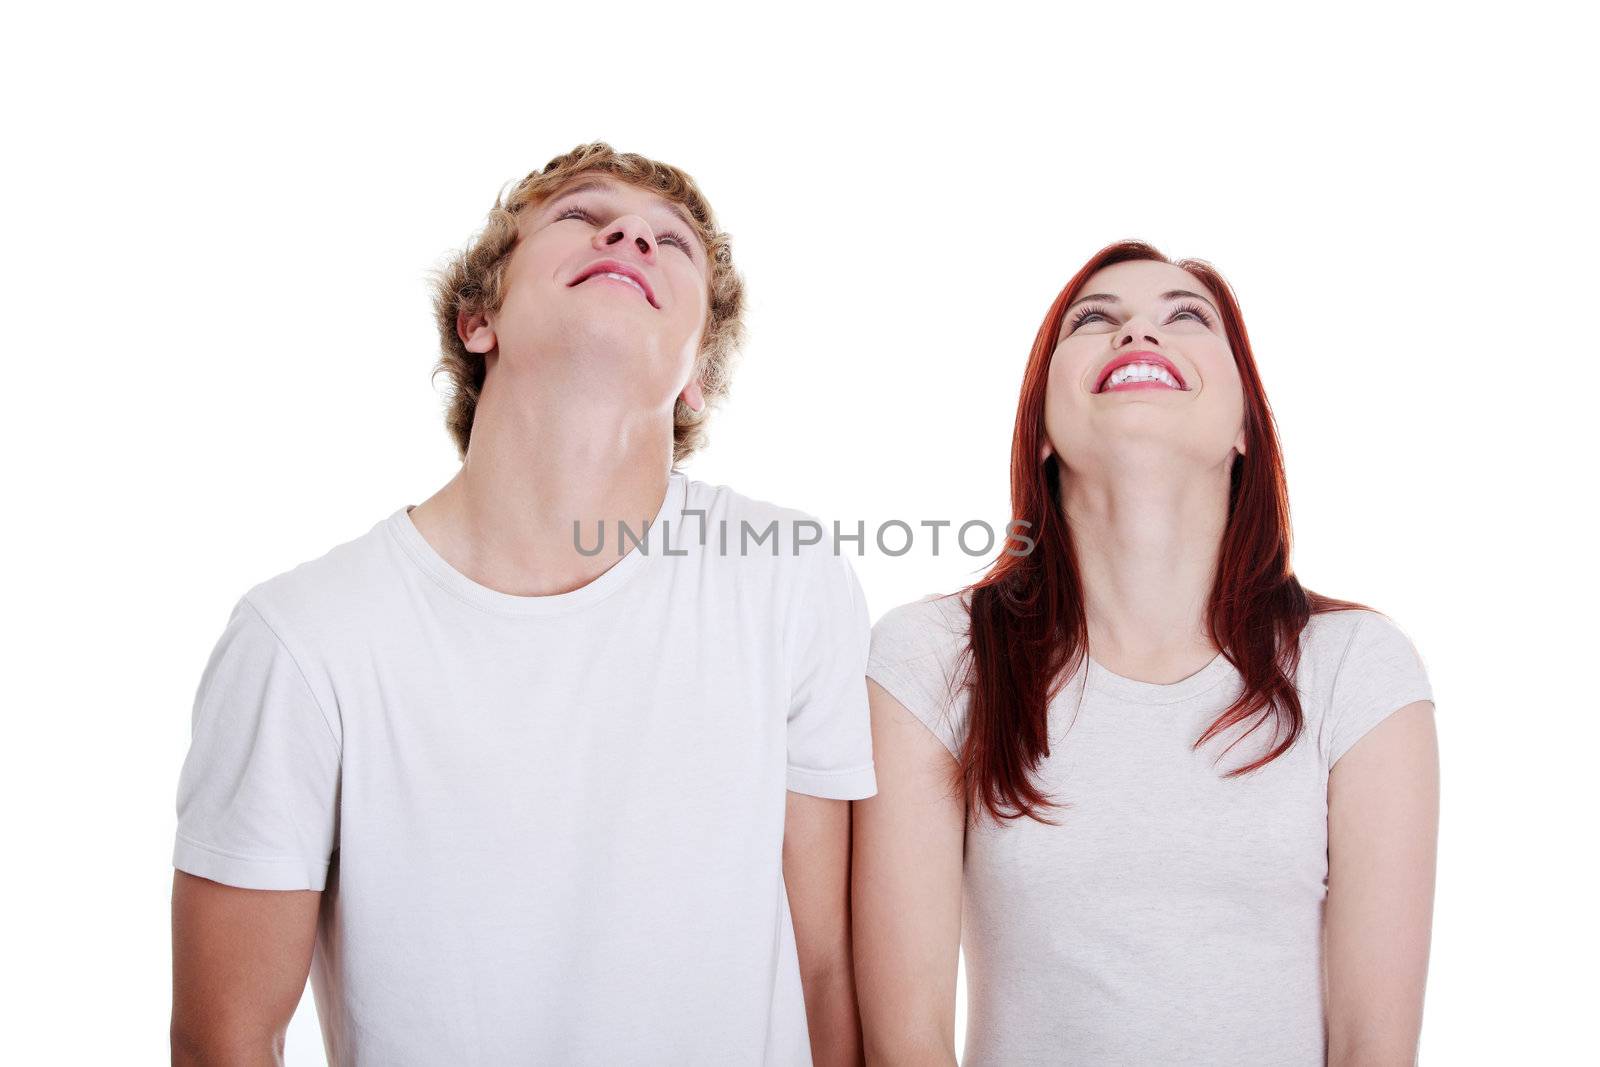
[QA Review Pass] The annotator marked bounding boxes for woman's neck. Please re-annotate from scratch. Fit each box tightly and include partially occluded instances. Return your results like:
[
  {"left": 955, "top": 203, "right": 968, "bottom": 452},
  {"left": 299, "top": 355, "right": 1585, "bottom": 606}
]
[{"left": 1059, "top": 455, "right": 1232, "bottom": 681}]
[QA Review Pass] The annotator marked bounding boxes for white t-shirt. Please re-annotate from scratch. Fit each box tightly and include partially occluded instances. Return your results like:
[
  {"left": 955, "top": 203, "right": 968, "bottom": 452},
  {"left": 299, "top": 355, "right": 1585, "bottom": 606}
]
[
  {"left": 173, "top": 471, "right": 877, "bottom": 1065},
  {"left": 866, "top": 592, "right": 1435, "bottom": 1067}
]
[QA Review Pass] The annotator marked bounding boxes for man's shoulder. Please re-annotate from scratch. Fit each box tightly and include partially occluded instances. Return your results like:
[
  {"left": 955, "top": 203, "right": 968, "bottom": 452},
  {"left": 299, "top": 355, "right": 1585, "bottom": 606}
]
[
  {"left": 236, "top": 510, "right": 400, "bottom": 640},
  {"left": 676, "top": 477, "right": 869, "bottom": 626},
  {"left": 681, "top": 477, "right": 843, "bottom": 559},
  {"left": 683, "top": 476, "right": 817, "bottom": 529}
]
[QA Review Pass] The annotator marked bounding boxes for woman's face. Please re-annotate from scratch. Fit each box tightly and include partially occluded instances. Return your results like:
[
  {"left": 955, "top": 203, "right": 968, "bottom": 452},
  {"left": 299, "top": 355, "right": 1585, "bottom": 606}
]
[{"left": 1041, "top": 258, "right": 1246, "bottom": 479}]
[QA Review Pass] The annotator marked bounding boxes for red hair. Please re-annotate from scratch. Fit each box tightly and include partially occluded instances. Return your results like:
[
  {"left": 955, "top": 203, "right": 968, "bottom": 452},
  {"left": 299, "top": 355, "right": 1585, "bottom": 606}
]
[{"left": 960, "top": 240, "right": 1370, "bottom": 824}]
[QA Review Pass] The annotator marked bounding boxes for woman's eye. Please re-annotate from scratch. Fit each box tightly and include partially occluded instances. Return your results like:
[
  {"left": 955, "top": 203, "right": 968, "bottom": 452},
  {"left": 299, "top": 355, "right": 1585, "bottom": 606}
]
[
  {"left": 556, "top": 207, "right": 595, "bottom": 223},
  {"left": 1168, "top": 304, "right": 1213, "bottom": 326}
]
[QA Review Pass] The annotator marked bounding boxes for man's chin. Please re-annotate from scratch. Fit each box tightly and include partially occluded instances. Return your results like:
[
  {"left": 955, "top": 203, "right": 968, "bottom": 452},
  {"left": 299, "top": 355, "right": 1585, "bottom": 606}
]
[
  {"left": 533, "top": 312, "right": 648, "bottom": 357},
  {"left": 515, "top": 320, "right": 689, "bottom": 395}
]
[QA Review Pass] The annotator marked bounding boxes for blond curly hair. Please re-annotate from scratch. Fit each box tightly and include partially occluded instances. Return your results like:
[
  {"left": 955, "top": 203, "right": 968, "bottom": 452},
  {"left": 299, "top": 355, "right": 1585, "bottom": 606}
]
[{"left": 429, "top": 142, "right": 746, "bottom": 464}]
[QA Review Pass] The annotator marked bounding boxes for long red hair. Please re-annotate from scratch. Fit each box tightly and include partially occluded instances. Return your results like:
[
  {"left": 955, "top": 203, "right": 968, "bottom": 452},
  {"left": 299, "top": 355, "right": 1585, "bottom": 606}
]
[{"left": 961, "top": 240, "right": 1369, "bottom": 824}]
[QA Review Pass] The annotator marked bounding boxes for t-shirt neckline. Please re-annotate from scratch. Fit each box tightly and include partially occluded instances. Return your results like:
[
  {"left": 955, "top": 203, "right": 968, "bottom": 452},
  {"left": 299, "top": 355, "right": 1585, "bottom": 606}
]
[
  {"left": 1084, "top": 649, "right": 1234, "bottom": 705},
  {"left": 385, "top": 471, "right": 688, "bottom": 618}
]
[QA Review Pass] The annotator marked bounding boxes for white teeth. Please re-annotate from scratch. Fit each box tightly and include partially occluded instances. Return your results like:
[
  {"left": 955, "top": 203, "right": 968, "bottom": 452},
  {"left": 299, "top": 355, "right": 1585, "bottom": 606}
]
[
  {"left": 1105, "top": 362, "right": 1181, "bottom": 390},
  {"left": 594, "top": 271, "right": 647, "bottom": 299}
]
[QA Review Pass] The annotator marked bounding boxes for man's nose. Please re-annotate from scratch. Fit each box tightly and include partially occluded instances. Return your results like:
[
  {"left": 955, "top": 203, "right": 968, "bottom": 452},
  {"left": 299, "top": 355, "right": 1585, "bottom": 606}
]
[{"left": 594, "top": 214, "right": 657, "bottom": 261}]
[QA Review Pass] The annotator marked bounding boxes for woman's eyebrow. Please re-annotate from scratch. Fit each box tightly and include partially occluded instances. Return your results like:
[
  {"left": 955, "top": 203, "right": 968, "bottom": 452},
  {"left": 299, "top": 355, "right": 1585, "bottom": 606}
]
[{"left": 1163, "top": 289, "right": 1221, "bottom": 315}]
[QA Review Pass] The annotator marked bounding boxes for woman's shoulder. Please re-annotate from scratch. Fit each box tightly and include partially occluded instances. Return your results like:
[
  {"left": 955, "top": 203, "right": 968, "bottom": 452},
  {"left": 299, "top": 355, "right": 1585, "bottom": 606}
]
[
  {"left": 871, "top": 589, "right": 971, "bottom": 666},
  {"left": 866, "top": 590, "right": 973, "bottom": 760},
  {"left": 1296, "top": 606, "right": 1426, "bottom": 672},
  {"left": 1296, "top": 606, "right": 1434, "bottom": 765}
]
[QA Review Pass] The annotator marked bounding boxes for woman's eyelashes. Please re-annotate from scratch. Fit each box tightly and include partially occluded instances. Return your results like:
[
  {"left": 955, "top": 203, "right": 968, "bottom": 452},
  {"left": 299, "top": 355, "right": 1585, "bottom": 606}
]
[
  {"left": 1068, "top": 304, "right": 1113, "bottom": 330},
  {"left": 1169, "top": 301, "right": 1214, "bottom": 327},
  {"left": 553, "top": 205, "right": 696, "bottom": 256},
  {"left": 1068, "top": 301, "right": 1214, "bottom": 333}
]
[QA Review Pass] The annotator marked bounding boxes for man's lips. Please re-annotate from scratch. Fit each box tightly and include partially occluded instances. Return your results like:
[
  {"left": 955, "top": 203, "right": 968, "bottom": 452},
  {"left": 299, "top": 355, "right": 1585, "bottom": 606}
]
[
  {"left": 568, "top": 259, "right": 659, "bottom": 308},
  {"left": 1094, "top": 350, "right": 1188, "bottom": 393}
]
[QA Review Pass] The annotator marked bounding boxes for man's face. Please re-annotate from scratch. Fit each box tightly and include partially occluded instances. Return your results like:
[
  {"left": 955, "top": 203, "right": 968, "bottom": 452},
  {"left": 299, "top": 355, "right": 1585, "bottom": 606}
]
[{"left": 461, "top": 175, "right": 712, "bottom": 412}]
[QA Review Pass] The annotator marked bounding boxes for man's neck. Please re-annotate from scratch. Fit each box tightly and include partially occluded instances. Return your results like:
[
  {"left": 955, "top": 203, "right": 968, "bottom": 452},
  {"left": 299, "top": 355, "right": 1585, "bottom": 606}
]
[{"left": 408, "top": 368, "right": 675, "bottom": 598}]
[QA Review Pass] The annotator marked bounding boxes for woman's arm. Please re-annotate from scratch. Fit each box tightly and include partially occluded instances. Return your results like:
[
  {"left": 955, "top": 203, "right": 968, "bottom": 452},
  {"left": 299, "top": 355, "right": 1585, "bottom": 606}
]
[
  {"left": 852, "top": 679, "right": 965, "bottom": 1066},
  {"left": 1326, "top": 699, "right": 1440, "bottom": 1066}
]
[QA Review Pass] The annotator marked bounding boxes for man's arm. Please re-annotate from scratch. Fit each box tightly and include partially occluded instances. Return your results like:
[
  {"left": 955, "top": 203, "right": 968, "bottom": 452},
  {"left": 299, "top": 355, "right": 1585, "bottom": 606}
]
[
  {"left": 851, "top": 680, "right": 963, "bottom": 1066},
  {"left": 170, "top": 871, "right": 321, "bottom": 1066},
  {"left": 1326, "top": 700, "right": 1440, "bottom": 1067},
  {"left": 784, "top": 791, "right": 863, "bottom": 1067}
]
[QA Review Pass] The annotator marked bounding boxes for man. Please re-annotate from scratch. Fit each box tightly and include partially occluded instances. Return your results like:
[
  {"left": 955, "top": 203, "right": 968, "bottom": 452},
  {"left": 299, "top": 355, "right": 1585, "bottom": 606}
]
[{"left": 171, "top": 143, "right": 875, "bottom": 1065}]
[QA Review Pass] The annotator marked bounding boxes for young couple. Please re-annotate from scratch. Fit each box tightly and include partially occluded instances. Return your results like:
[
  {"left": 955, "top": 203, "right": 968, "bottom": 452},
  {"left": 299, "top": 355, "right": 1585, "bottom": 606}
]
[{"left": 170, "top": 143, "right": 1438, "bottom": 1066}]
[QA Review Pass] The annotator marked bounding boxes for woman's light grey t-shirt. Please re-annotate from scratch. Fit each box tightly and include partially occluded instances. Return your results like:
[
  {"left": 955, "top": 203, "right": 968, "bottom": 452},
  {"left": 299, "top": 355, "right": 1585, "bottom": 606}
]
[
  {"left": 866, "top": 592, "right": 1434, "bottom": 1067},
  {"left": 173, "top": 472, "right": 876, "bottom": 1065}
]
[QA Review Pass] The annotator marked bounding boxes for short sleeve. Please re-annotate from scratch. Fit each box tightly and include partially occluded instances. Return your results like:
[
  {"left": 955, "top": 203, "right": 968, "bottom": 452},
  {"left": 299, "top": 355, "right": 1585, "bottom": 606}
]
[
  {"left": 865, "top": 596, "right": 969, "bottom": 761},
  {"left": 1326, "top": 612, "right": 1435, "bottom": 767},
  {"left": 784, "top": 547, "right": 876, "bottom": 800},
  {"left": 173, "top": 595, "right": 342, "bottom": 890}
]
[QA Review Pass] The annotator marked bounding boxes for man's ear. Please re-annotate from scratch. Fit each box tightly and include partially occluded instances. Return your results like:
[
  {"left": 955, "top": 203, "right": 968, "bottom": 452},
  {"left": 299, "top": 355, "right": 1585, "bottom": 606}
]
[
  {"left": 679, "top": 379, "right": 706, "bottom": 414},
  {"left": 458, "top": 309, "right": 495, "bottom": 355}
]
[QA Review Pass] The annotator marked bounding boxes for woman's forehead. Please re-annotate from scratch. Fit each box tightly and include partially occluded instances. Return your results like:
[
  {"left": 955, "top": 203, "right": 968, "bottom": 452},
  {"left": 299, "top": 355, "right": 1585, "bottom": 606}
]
[{"left": 1082, "top": 259, "right": 1214, "bottom": 302}]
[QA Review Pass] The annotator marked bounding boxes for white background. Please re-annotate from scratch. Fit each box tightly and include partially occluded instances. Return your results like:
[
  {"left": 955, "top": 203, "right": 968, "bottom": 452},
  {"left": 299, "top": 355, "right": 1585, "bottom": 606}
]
[{"left": 5, "top": 2, "right": 1595, "bottom": 1062}]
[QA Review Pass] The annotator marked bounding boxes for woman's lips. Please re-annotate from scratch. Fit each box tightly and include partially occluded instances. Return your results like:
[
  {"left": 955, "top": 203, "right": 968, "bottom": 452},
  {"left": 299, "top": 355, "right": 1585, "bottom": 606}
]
[
  {"left": 1094, "top": 350, "right": 1187, "bottom": 392},
  {"left": 1100, "top": 379, "right": 1185, "bottom": 394}
]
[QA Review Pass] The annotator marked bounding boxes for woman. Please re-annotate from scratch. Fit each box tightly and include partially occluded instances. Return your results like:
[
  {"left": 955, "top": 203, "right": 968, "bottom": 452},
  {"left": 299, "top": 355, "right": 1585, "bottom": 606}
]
[{"left": 853, "top": 241, "right": 1438, "bottom": 1065}]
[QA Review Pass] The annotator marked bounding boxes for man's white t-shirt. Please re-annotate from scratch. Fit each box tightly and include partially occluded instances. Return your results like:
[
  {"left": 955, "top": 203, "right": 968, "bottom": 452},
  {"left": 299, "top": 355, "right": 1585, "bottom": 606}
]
[
  {"left": 867, "top": 591, "right": 1435, "bottom": 1066},
  {"left": 173, "top": 472, "right": 876, "bottom": 1065}
]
